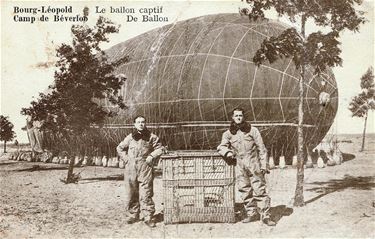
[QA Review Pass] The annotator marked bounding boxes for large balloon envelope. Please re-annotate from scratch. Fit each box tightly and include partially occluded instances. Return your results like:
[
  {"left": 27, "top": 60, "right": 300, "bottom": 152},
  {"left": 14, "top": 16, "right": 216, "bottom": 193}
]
[{"left": 99, "top": 13, "right": 338, "bottom": 158}]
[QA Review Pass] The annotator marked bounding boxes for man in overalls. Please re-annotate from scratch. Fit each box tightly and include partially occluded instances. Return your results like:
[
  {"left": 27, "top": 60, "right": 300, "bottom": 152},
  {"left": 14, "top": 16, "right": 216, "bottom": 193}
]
[
  {"left": 217, "top": 108, "right": 276, "bottom": 226},
  {"left": 117, "top": 116, "right": 164, "bottom": 228}
]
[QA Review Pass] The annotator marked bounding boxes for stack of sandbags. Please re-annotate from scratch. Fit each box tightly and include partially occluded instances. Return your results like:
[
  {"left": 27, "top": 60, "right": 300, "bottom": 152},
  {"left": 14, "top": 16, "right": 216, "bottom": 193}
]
[
  {"left": 51, "top": 156, "right": 60, "bottom": 164},
  {"left": 24, "top": 152, "right": 33, "bottom": 162},
  {"left": 320, "top": 149, "right": 336, "bottom": 166},
  {"left": 59, "top": 152, "right": 69, "bottom": 164},
  {"left": 19, "top": 152, "right": 26, "bottom": 161},
  {"left": 268, "top": 156, "right": 275, "bottom": 170},
  {"left": 102, "top": 156, "right": 108, "bottom": 167},
  {"left": 326, "top": 156, "right": 336, "bottom": 166},
  {"left": 119, "top": 159, "right": 126, "bottom": 169},
  {"left": 74, "top": 156, "right": 81, "bottom": 165},
  {"left": 41, "top": 151, "right": 53, "bottom": 163},
  {"left": 279, "top": 156, "right": 287, "bottom": 169},
  {"left": 82, "top": 156, "right": 91, "bottom": 166},
  {"left": 317, "top": 156, "right": 325, "bottom": 168},
  {"left": 292, "top": 155, "right": 298, "bottom": 168},
  {"left": 113, "top": 157, "right": 120, "bottom": 168},
  {"left": 305, "top": 154, "right": 313, "bottom": 168},
  {"left": 333, "top": 149, "right": 343, "bottom": 165},
  {"left": 94, "top": 156, "right": 102, "bottom": 166},
  {"left": 107, "top": 157, "right": 113, "bottom": 167},
  {"left": 11, "top": 151, "right": 20, "bottom": 160},
  {"left": 16, "top": 152, "right": 22, "bottom": 161},
  {"left": 33, "top": 152, "right": 43, "bottom": 162},
  {"left": 314, "top": 140, "right": 339, "bottom": 168},
  {"left": 107, "top": 157, "right": 120, "bottom": 168},
  {"left": 9, "top": 149, "right": 126, "bottom": 169},
  {"left": 61, "top": 156, "right": 69, "bottom": 164}
]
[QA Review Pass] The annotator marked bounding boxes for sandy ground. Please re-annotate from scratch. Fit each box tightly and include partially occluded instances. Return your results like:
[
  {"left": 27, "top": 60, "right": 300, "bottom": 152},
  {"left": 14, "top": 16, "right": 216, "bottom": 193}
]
[{"left": 0, "top": 134, "right": 374, "bottom": 238}]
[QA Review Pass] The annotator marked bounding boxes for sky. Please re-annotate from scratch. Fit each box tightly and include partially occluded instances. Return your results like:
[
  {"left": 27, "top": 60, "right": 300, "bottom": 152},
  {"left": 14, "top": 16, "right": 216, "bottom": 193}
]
[{"left": 1, "top": 0, "right": 374, "bottom": 143}]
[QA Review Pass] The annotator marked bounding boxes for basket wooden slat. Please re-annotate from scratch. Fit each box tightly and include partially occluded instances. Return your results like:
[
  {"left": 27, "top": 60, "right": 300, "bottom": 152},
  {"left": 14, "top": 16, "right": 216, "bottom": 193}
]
[{"left": 162, "top": 150, "right": 235, "bottom": 224}]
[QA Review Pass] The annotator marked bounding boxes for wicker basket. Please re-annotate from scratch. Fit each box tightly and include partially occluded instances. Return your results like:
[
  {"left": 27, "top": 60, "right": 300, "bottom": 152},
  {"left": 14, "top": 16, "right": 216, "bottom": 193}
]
[{"left": 162, "top": 150, "right": 235, "bottom": 224}]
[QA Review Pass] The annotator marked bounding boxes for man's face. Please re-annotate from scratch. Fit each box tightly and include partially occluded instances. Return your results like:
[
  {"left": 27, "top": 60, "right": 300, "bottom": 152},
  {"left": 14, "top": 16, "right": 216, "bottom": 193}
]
[
  {"left": 232, "top": 110, "right": 244, "bottom": 124},
  {"left": 134, "top": 117, "right": 146, "bottom": 131}
]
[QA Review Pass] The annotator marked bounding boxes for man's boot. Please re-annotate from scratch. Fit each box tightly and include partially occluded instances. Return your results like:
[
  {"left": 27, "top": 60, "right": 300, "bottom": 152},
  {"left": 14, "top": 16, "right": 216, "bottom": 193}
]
[
  {"left": 242, "top": 213, "right": 260, "bottom": 223},
  {"left": 125, "top": 217, "right": 138, "bottom": 224},
  {"left": 262, "top": 217, "right": 276, "bottom": 226},
  {"left": 144, "top": 218, "right": 156, "bottom": 228}
]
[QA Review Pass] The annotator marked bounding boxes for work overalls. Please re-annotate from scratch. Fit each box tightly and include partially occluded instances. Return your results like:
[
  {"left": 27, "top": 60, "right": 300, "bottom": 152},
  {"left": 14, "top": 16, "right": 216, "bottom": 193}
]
[
  {"left": 117, "top": 131, "right": 164, "bottom": 221},
  {"left": 218, "top": 126, "right": 271, "bottom": 219}
]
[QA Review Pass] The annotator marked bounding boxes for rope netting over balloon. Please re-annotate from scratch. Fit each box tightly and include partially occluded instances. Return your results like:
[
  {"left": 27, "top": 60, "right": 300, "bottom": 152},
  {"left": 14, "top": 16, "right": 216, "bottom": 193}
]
[{"left": 74, "top": 13, "right": 337, "bottom": 159}]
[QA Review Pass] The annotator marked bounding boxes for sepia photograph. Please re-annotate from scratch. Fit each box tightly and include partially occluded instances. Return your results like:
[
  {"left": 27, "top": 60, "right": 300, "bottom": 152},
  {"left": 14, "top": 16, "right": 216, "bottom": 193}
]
[{"left": 1, "top": 0, "right": 374, "bottom": 238}]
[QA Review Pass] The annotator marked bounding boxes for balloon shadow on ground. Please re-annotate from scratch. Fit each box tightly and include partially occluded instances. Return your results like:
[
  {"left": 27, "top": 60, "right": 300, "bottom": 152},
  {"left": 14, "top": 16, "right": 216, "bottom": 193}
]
[
  {"left": 235, "top": 203, "right": 293, "bottom": 223},
  {"left": 12, "top": 165, "right": 68, "bottom": 172},
  {"left": 305, "top": 175, "right": 375, "bottom": 205},
  {"left": 269, "top": 205, "right": 294, "bottom": 223},
  {"left": 0, "top": 162, "right": 20, "bottom": 166},
  {"left": 342, "top": 153, "right": 355, "bottom": 162},
  {"left": 154, "top": 212, "right": 164, "bottom": 224},
  {"left": 80, "top": 174, "right": 124, "bottom": 182},
  {"left": 310, "top": 152, "right": 356, "bottom": 164}
]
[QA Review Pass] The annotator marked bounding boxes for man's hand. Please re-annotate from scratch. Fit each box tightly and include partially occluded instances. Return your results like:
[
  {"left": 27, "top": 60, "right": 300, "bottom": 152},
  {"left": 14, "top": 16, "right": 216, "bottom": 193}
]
[
  {"left": 145, "top": 155, "right": 154, "bottom": 166},
  {"left": 260, "top": 169, "right": 270, "bottom": 175},
  {"left": 224, "top": 152, "right": 236, "bottom": 166},
  {"left": 119, "top": 153, "right": 128, "bottom": 165},
  {"left": 226, "top": 152, "right": 235, "bottom": 159}
]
